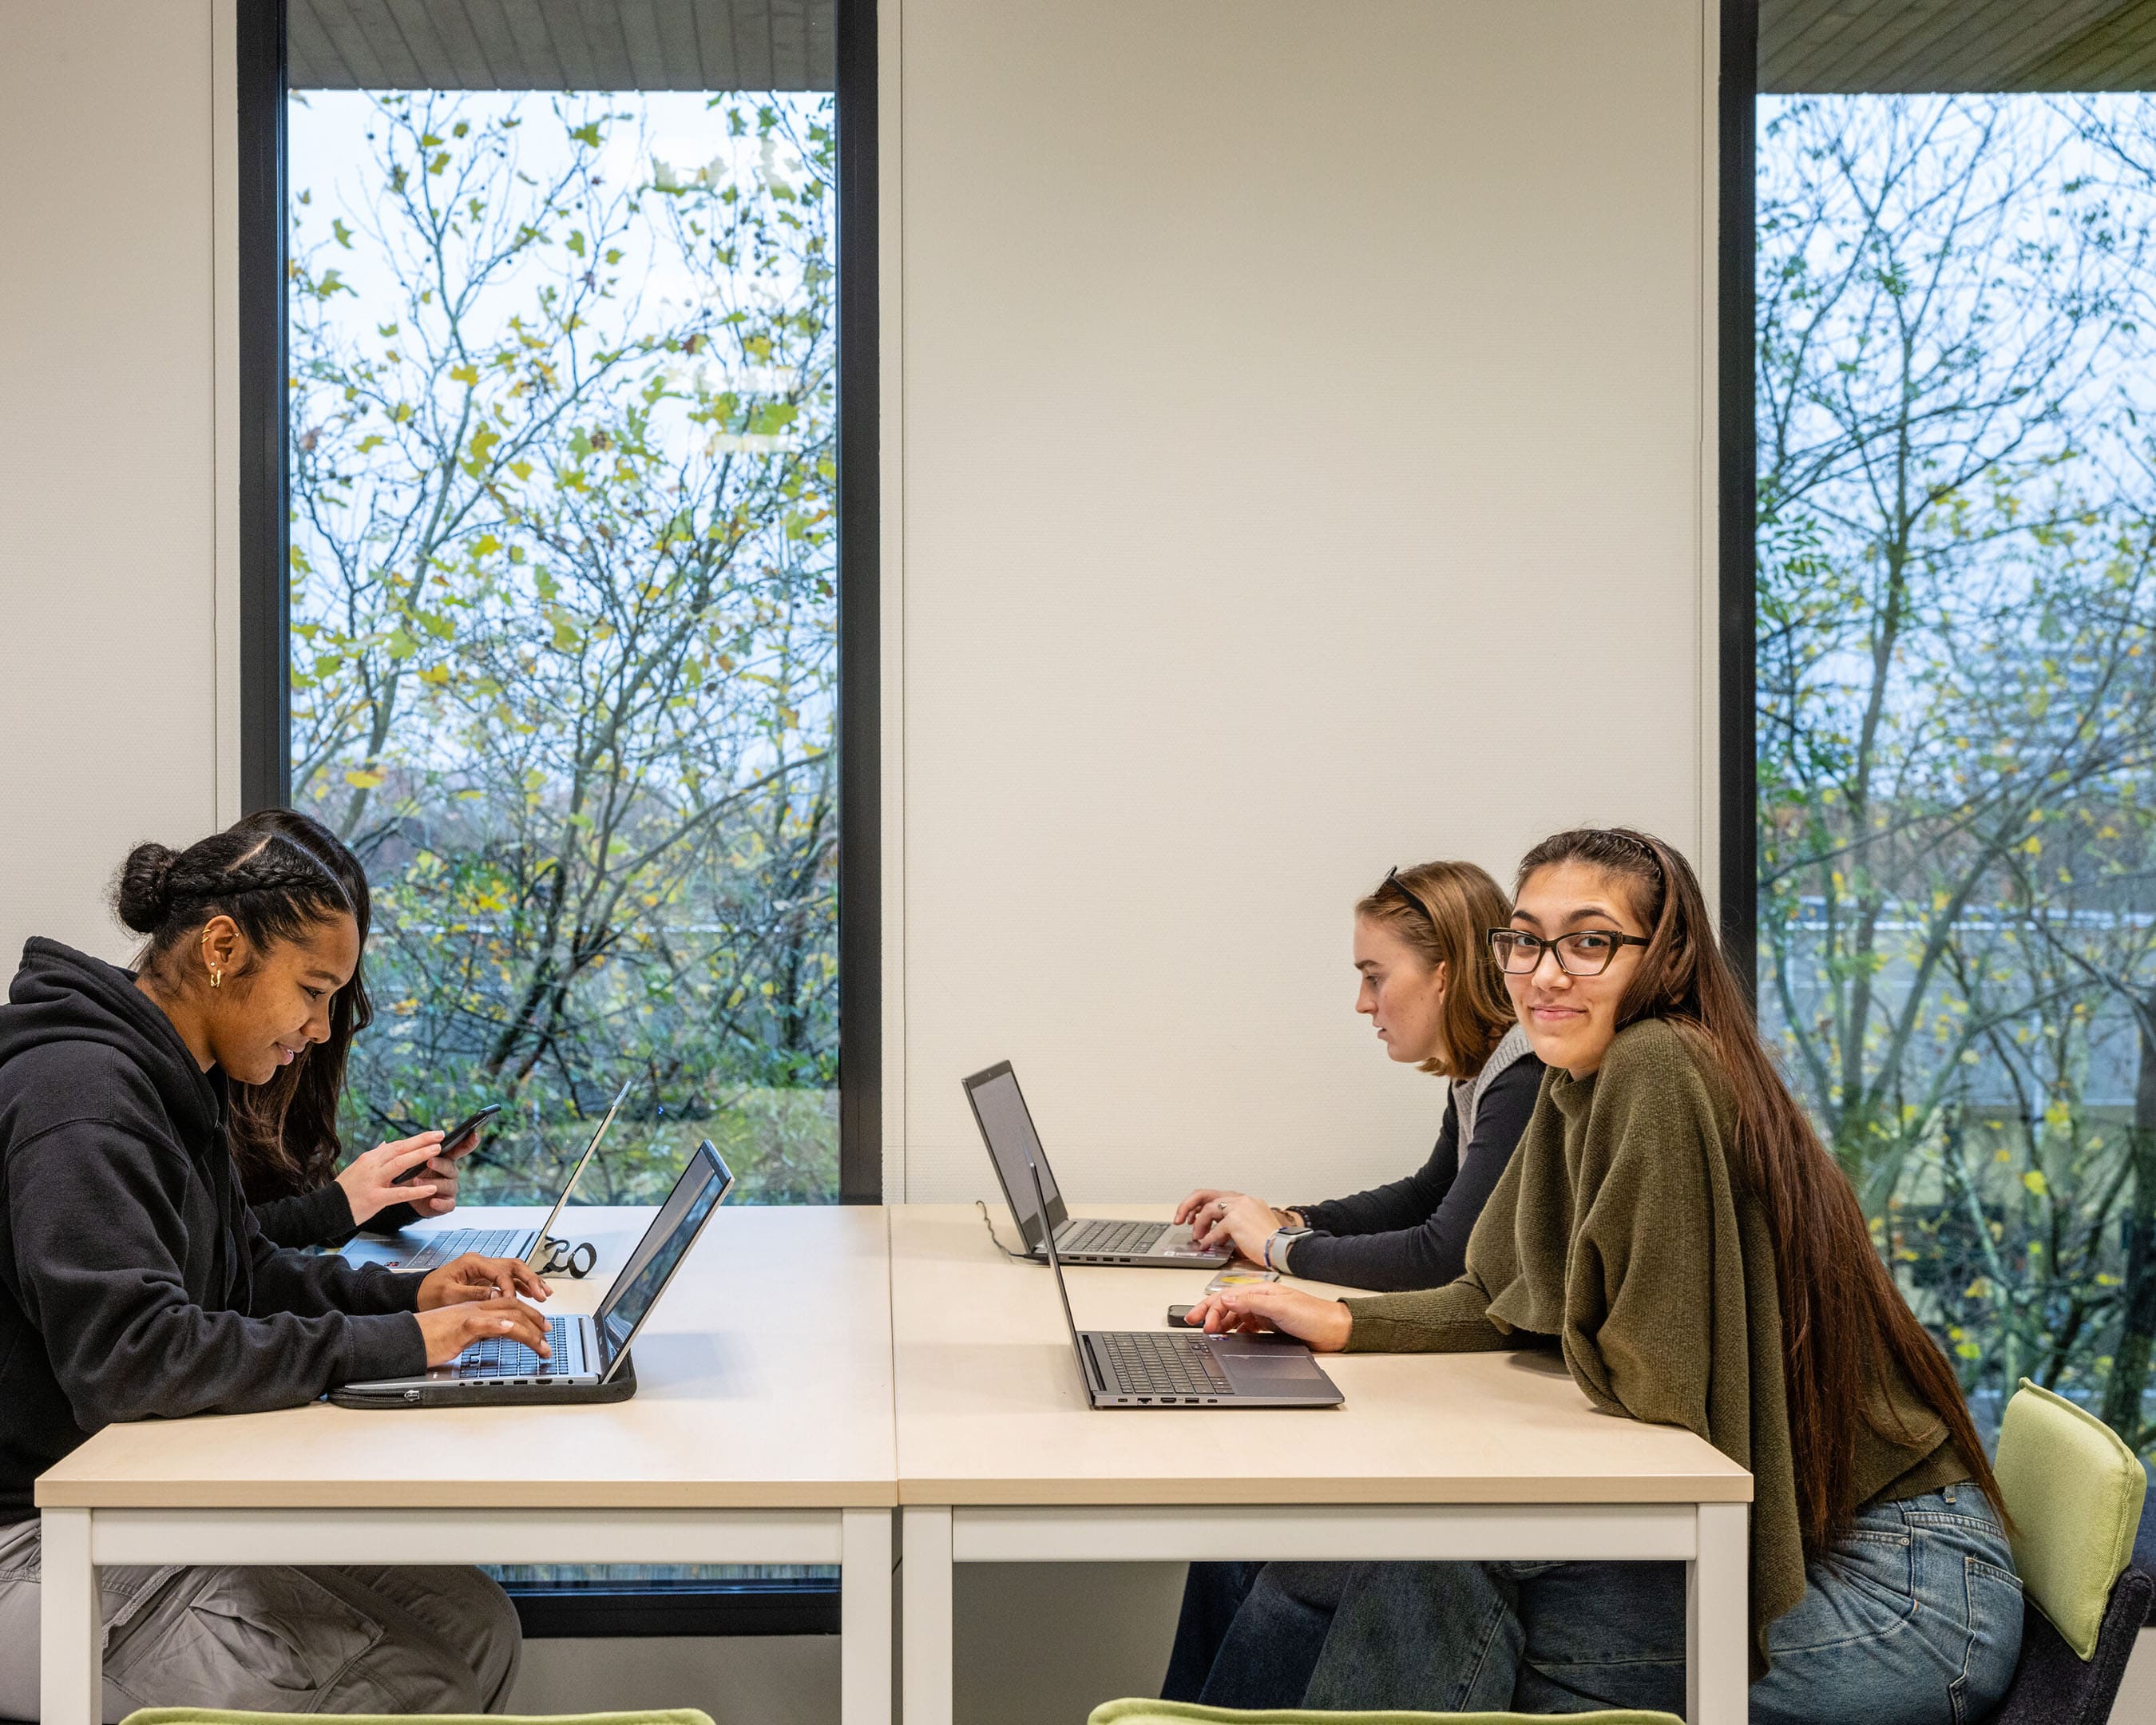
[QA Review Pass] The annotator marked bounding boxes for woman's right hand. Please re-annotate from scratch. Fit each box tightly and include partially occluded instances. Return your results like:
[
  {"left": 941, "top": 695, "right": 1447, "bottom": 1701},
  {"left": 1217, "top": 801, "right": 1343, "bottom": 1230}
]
[
  {"left": 335, "top": 1132, "right": 448, "bottom": 1225},
  {"left": 1185, "top": 1284, "right": 1353, "bottom": 1352},
  {"left": 415, "top": 1296, "right": 553, "bottom": 1367},
  {"left": 1175, "top": 1187, "right": 1282, "bottom": 1227}
]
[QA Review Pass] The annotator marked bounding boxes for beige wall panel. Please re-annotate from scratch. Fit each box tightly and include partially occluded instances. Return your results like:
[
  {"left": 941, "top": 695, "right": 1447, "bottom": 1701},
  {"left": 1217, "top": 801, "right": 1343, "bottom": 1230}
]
[
  {"left": 0, "top": 1, "right": 221, "bottom": 965},
  {"left": 898, "top": 0, "right": 1711, "bottom": 1201}
]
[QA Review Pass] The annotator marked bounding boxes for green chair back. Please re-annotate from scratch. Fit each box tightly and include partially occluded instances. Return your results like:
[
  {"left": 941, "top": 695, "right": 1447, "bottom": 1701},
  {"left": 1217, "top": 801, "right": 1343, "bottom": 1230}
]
[
  {"left": 1088, "top": 1700, "right": 1682, "bottom": 1725},
  {"left": 1993, "top": 1378, "right": 2149, "bottom": 1661},
  {"left": 120, "top": 1713, "right": 713, "bottom": 1725}
]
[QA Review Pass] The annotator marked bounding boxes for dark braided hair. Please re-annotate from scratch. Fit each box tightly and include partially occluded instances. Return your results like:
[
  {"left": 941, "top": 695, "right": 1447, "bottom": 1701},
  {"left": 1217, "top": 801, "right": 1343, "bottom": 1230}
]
[{"left": 117, "top": 811, "right": 374, "bottom": 1196}]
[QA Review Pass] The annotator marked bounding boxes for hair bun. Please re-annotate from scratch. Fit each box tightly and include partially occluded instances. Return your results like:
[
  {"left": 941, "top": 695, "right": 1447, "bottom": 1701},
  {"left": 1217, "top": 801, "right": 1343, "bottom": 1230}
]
[{"left": 114, "top": 842, "right": 180, "bottom": 933}]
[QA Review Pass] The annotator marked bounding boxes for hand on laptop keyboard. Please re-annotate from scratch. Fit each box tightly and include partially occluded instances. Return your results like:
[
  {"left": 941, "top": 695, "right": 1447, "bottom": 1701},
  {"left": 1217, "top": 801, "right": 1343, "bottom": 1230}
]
[
  {"left": 415, "top": 1255, "right": 553, "bottom": 1366},
  {"left": 462, "top": 1316, "right": 573, "bottom": 1378}
]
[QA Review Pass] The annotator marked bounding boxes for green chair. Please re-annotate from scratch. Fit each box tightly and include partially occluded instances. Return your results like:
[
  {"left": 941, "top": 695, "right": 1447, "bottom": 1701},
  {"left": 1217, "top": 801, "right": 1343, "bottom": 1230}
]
[
  {"left": 1088, "top": 1703, "right": 1680, "bottom": 1725},
  {"left": 119, "top": 1714, "right": 715, "bottom": 1725},
  {"left": 1990, "top": 1379, "right": 2154, "bottom": 1725}
]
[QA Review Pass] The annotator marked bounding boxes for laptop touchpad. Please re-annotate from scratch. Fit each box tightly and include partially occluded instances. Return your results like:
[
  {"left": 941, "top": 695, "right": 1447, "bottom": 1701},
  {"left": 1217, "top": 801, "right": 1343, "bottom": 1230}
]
[{"left": 1215, "top": 1335, "right": 1334, "bottom": 1387}]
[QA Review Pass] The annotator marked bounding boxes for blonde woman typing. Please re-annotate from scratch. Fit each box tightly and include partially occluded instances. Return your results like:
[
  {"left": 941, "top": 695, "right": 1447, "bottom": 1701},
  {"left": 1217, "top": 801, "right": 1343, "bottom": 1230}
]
[{"left": 1172, "top": 859, "right": 1541, "bottom": 1292}]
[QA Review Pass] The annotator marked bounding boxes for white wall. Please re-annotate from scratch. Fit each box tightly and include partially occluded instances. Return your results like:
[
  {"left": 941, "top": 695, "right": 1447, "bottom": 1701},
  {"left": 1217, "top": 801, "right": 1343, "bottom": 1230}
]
[
  {"left": 888, "top": 0, "right": 1718, "bottom": 1203},
  {"left": 0, "top": 0, "right": 236, "bottom": 966}
]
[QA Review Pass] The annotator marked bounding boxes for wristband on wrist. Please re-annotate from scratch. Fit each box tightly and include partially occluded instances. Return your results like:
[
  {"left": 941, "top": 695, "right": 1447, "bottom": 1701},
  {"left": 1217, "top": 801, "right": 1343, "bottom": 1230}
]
[{"left": 1266, "top": 1226, "right": 1314, "bottom": 1273}]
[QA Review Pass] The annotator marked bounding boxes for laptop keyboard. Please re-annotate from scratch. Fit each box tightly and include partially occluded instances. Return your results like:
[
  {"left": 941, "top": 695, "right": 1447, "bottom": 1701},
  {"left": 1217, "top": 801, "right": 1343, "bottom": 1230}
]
[
  {"left": 456, "top": 1315, "right": 573, "bottom": 1378},
  {"left": 401, "top": 1227, "right": 529, "bottom": 1272},
  {"left": 1059, "top": 1219, "right": 1167, "bottom": 1256},
  {"left": 1097, "top": 1331, "right": 1233, "bottom": 1397}
]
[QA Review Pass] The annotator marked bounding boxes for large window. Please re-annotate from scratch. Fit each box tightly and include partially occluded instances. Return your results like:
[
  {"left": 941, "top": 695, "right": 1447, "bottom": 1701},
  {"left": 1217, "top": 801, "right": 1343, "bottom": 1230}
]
[
  {"left": 240, "top": 0, "right": 878, "bottom": 1213},
  {"left": 244, "top": 0, "right": 873, "bottom": 1630},
  {"left": 1753, "top": 80, "right": 2156, "bottom": 1451},
  {"left": 287, "top": 85, "right": 839, "bottom": 1204}
]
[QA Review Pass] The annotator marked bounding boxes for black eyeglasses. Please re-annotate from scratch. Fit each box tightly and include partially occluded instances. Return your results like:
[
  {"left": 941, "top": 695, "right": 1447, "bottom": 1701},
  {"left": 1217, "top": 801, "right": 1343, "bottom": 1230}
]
[{"left": 1487, "top": 927, "right": 1650, "bottom": 977}]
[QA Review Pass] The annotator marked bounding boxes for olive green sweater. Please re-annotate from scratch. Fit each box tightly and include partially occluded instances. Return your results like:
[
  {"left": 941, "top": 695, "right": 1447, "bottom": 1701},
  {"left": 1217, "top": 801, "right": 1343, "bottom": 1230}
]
[{"left": 1341, "top": 1016, "right": 1968, "bottom": 1677}]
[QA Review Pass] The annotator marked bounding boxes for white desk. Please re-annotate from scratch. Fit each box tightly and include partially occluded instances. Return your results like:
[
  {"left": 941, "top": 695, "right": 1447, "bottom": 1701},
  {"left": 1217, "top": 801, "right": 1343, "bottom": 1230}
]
[
  {"left": 38, "top": 1204, "right": 896, "bottom": 1725},
  {"left": 890, "top": 1204, "right": 1754, "bottom": 1725}
]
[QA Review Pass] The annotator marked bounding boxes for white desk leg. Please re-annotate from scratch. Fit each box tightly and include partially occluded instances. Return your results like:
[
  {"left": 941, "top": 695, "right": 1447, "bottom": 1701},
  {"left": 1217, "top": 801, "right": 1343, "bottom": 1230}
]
[
  {"left": 41, "top": 1507, "right": 100, "bottom": 1725},
  {"left": 901, "top": 1506, "right": 953, "bottom": 1725},
  {"left": 842, "top": 1508, "right": 895, "bottom": 1725},
  {"left": 1686, "top": 1501, "right": 1747, "bottom": 1725}
]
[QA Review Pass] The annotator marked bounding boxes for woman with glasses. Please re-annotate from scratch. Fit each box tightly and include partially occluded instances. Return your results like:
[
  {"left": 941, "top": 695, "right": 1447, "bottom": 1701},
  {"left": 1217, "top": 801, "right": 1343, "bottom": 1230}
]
[
  {"left": 1159, "top": 859, "right": 1544, "bottom": 1703},
  {"left": 1174, "top": 827, "right": 2017, "bottom": 1725}
]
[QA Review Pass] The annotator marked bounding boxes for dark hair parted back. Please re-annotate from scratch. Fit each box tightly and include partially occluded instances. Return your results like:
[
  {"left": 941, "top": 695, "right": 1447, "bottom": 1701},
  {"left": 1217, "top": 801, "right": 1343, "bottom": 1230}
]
[
  {"left": 117, "top": 811, "right": 375, "bottom": 1196},
  {"left": 1516, "top": 827, "right": 2005, "bottom": 1555},
  {"left": 1353, "top": 860, "right": 1517, "bottom": 1080}
]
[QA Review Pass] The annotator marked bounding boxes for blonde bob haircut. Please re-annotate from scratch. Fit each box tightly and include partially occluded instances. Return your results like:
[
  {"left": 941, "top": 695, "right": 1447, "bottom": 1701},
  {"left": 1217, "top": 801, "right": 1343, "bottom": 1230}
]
[{"left": 1354, "top": 859, "right": 1516, "bottom": 1080}]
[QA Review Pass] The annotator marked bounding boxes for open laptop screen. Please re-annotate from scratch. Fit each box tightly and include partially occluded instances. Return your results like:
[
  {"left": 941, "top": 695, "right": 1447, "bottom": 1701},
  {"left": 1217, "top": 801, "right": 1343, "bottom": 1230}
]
[
  {"left": 962, "top": 1063, "right": 1067, "bottom": 1248},
  {"left": 594, "top": 1140, "right": 734, "bottom": 1375}
]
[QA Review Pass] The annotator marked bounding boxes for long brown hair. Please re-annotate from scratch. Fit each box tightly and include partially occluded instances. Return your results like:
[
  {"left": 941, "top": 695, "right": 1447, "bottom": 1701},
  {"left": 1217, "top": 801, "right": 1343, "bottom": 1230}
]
[
  {"left": 1516, "top": 827, "right": 2004, "bottom": 1552},
  {"left": 1355, "top": 859, "right": 1516, "bottom": 1080}
]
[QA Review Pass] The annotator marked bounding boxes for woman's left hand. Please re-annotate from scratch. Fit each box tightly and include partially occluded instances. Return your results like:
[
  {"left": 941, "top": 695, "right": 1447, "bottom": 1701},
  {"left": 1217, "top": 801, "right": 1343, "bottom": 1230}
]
[
  {"left": 1185, "top": 1283, "right": 1353, "bottom": 1352},
  {"left": 416, "top": 1253, "right": 551, "bottom": 1311},
  {"left": 1190, "top": 1192, "right": 1291, "bottom": 1263},
  {"left": 335, "top": 1132, "right": 454, "bottom": 1225}
]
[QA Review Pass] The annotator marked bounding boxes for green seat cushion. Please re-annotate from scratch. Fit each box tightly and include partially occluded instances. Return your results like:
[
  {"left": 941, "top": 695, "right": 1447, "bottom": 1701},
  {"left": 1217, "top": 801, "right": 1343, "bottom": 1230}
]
[
  {"left": 120, "top": 1713, "right": 714, "bottom": 1725},
  {"left": 1090, "top": 1701, "right": 1682, "bottom": 1725},
  {"left": 1994, "top": 1378, "right": 2147, "bottom": 1660}
]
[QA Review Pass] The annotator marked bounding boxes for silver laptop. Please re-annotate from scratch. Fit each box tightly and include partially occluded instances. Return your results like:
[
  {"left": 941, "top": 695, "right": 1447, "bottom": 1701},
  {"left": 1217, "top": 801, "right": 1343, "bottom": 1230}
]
[
  {"left": 379, "top": 1080, "right": 632, "bottom": 1273},
  {"left": 331, "top": 1139, "right": 734, "bottom": 1408},
  {"left": 1021, "top": 1148, "right": 1342, "bottom": 1409},
  {"left": 963, "top": 1062, "right": 1229, "bottom": 1267}
]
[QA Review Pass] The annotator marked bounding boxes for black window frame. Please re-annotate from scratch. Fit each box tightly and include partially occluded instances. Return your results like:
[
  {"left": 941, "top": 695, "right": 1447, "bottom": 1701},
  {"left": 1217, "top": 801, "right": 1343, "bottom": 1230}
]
[
  {"left": 1719, "top": 0, "right": 1759, "bottom": 1001},
  {"left": 236, "top": 0, "right": 874, "bottom": 1638},
  {"left": 236, "top": 0, "right": 882, "bottom": 1210}
]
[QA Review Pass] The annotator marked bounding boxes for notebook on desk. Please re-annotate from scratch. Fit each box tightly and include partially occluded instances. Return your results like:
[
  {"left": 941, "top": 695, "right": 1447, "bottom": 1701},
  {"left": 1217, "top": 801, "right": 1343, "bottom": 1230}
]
[{"left": 963, "top": 1061, "right": 1230, "bottom": 1267}]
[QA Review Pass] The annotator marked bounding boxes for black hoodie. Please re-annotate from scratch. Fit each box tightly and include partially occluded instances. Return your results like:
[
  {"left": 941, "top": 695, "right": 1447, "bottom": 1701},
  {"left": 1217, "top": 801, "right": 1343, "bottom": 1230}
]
[{"left": 0, "top": 938, "right": 425, "bottom": 1522}]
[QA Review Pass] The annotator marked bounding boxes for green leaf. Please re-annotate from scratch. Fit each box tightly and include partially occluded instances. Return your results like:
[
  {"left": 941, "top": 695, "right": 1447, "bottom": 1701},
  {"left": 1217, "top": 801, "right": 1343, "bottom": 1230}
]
[
  {"left": 566, "top": 229, "right": 587, "bottom": 259},
  {"left": 749, "top": 400, "right": 799, "bottom": 436},
  {"left": 450, "top": 362, "right": 479, "bottom": 386},
  {"left": 569, "top": 121, "right": 603, "bottom": 148},
  {"left": 331, "top": 218, "right": 354, "bottom": 249}
]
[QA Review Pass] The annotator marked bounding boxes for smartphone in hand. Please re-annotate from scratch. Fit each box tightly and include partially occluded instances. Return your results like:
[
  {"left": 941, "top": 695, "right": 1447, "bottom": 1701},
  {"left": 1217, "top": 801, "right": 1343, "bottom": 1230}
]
[{"left": 392, "top": 1104, "right": 501, "bottom": 1184}]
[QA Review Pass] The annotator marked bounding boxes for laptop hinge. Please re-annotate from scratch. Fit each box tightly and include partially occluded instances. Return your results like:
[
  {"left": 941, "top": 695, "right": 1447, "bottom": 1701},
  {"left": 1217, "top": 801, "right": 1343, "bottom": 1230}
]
[{"left": 1077, "top": 1332, "right": 1110, "bottom": 1396}]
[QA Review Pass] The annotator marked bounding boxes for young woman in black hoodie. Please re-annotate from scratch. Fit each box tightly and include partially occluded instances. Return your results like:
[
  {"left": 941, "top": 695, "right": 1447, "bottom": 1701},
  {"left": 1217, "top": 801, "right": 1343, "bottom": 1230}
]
[{"left": 0, "top": 820, "right": 553, "bottom": 1717}]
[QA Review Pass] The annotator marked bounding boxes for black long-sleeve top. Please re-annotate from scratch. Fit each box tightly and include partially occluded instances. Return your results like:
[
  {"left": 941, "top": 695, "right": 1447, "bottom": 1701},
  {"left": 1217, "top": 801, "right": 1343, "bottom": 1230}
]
[
  {"left": 250, "top": 1179, "right": 424, "bottom": 1251},
  {"left": 0, "top": 939, "right": 426, "bottom": 1524},
  {"left": 1287, "top": 1051, "right": 1544, "bottom": 1292}
]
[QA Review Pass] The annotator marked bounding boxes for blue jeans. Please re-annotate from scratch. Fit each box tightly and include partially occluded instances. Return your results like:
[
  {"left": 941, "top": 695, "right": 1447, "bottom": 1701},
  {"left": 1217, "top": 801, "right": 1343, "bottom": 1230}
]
[{"left": 1163, "top": 1485, "right": 2022, "bottom": 1724}]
